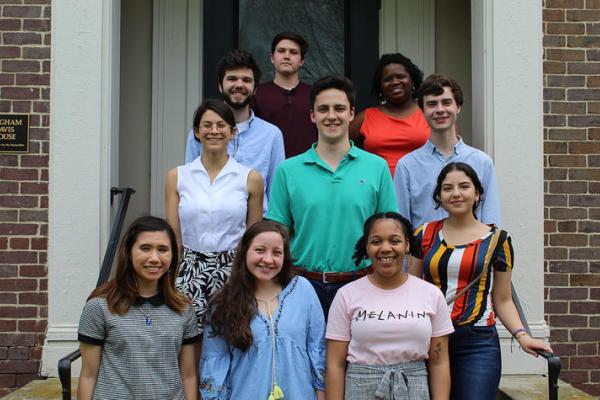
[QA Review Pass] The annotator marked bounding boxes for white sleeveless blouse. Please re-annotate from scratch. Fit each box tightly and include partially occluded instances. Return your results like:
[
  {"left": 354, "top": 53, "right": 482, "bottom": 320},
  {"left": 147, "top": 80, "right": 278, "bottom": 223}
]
[{"left": 177, "top": 157, "right": 251, "bottom": 252}]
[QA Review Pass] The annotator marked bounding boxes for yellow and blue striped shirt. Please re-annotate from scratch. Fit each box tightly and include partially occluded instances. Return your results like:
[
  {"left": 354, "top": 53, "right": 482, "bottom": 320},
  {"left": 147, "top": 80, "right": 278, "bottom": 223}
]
[{"left": 414, "top": 220, "right": 514, "bottom": 327}]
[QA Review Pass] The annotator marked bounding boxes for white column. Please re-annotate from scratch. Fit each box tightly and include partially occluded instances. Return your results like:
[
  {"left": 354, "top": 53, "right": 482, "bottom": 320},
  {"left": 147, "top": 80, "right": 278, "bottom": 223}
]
[
  {"left": 472, "top": 0, "right": 548, "bottom": 374},
  {"left": 42, "top": 0, "right": 119, "bottom": 376},
  {"left": 381, "top": 0, "right": 548, "bottom": 374}
]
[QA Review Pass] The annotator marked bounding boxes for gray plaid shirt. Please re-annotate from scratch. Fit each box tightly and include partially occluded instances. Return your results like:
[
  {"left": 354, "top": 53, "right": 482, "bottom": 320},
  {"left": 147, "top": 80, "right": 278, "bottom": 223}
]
[{"left": 78, "top": 295, "right": 199, "bottom": 399}]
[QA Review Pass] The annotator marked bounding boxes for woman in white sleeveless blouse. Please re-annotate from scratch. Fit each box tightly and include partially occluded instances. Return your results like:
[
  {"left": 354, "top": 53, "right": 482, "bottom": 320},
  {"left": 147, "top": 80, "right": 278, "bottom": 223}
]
[{"left": 165, "top": 99, "right": 263, "bottom": 338}]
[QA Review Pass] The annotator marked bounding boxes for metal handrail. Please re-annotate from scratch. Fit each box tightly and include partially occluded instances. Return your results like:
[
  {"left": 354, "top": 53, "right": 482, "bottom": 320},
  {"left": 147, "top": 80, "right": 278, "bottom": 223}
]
[
  {"left": 96, "top": 188, "right": 135, "bottom": 286},
  {"left": 512, "top": 285, "right": 561, "bottom": 400},
  {"left": 58, "top": 187, "right": 135, "bottom": 400},
  {"left": 58, "top": 350, "right": 82, "bottom": 400}
]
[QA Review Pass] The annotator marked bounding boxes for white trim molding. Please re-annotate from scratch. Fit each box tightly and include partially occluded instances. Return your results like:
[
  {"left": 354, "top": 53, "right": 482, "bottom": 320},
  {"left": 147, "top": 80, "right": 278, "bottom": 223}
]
[
  {"left": 472, "top": 0, "right": 548, "bottom": 374},
  {"left": 380, "top": 0, "right": 548, "bottom": 374},
  {"left": 43, "top": 0, "right": 120, "bottom": 377},
  {"left": 471, "top": 0, "right": 495, "bottom": 156}
]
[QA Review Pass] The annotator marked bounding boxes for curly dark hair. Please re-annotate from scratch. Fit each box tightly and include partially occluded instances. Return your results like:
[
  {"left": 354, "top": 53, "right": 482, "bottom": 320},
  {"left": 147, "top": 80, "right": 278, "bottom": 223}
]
[
  {"left": 208, "top": 220, "right": 294, "bottom": 351},
  {"left": 371, "top": 53, "right": 424, "bottom": 99},
  {"left": 352, "top": 212, "right": 415, "bottom": 265},
  {"left": 433, "top": 162, "right": 484, "bottom": 218},
  {"left": 216, "top": 49, "right": 262, "bottom": 86}
]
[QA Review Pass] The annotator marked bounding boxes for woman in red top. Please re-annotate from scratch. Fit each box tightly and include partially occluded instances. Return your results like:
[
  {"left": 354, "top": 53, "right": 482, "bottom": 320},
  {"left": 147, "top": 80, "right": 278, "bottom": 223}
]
[{"left": 349, "top": 53, "right": 430, "bottom": 177}]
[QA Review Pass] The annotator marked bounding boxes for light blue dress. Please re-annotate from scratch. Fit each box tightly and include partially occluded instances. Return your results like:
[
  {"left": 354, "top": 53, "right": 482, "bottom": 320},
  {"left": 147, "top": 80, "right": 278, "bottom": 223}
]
[{"left": 200, "top": 276, "right": 326, "bottom": 399}]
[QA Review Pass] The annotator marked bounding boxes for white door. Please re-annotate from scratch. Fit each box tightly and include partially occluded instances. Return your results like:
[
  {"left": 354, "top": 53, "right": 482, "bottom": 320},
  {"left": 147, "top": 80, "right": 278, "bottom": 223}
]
[{"left": 150, "top": 0, "right": 202, "bottom": 216}]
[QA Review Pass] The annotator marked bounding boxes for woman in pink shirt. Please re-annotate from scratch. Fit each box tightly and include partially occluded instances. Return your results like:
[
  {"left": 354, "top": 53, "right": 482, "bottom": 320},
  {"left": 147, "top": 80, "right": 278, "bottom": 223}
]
[{"left": 326, "top": 212, "right": 453, "bottom": 400}]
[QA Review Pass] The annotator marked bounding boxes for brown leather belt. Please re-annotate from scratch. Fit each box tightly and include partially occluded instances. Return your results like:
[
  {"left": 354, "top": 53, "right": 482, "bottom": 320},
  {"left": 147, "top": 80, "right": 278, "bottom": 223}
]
[{"left": 293, "top": 266, "right": 372, "bottom": 283}]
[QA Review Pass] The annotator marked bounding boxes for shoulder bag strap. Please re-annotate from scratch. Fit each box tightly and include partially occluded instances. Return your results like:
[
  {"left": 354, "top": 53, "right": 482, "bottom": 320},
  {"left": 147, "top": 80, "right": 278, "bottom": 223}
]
[{"left": 446, "top": 229, "right": 501, "bottom": 306}]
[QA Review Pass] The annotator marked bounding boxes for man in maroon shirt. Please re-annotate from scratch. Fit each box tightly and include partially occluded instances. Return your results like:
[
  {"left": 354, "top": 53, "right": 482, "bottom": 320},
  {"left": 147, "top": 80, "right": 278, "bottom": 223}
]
[{"left": 252, "top": 32, "right": 318, "bottom": 158}]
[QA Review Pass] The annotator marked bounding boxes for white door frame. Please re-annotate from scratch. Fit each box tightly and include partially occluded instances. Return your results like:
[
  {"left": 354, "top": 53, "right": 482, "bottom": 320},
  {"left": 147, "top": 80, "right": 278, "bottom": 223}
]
[
  {"left": 43, "top": 0, "right": 546, "bottom": 378},
  {"left": 43, "top": 0, "right": 546, "bottom": 379},
  {"left": 472, "top": 0, "right": 548, "bottom": 374},
  {"left": 381, "top": 0, "right": 548, "bottom": 374},
  {"left": 43, "top": 0, "right": 120, "bottom": 376}
]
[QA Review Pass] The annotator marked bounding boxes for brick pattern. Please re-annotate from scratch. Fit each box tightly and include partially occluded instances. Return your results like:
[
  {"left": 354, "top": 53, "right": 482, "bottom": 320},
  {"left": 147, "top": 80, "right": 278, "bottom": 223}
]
[
  {"left": 0, "top": 0, "right": 50, "bottom": 396},
  {"left": 544, "top": 0, "right": 600, "bottom": 397}
]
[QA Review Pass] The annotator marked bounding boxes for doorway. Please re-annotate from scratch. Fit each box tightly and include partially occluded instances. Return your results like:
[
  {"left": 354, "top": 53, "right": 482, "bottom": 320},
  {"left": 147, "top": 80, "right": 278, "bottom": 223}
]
[
  {"left": 118, "top": 0, "right": 473, "bottom": 218},
  {"left": 203, "top": 0, "right": 380, "bottom": 111}
]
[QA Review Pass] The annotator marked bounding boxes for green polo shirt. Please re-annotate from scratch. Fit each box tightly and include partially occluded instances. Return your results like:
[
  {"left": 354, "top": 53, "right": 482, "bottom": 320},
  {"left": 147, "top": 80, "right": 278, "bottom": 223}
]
[{"left": 267, "top": 143, "right": 398, "bottom": 273}]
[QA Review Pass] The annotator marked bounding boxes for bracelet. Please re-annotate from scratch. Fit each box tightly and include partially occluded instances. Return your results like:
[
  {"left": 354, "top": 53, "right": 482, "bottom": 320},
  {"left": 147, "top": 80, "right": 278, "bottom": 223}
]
[{"left": 511, "top": 327, "right": 528, "bottom": 338}]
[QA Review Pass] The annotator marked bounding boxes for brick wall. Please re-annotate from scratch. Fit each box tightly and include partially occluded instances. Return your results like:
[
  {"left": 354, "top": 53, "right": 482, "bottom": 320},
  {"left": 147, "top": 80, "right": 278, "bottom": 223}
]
[
  {"left": 0, "top": 0, "right": 50, "bottom": 396},
  {"left": 543, "top": 0, "right": 600, "bottom": 397}
]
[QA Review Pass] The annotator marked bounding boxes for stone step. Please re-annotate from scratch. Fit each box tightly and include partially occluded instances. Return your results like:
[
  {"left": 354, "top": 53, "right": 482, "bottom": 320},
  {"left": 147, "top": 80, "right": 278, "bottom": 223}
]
[
  {"left": 2, "top": 376, "right": 597, "bottom": 399},
  {"left": 2, "top": 378, "right": 75, "bottom": 400},
  {"left": 498, "top": 376, "right": 596, "bottom": 400}
]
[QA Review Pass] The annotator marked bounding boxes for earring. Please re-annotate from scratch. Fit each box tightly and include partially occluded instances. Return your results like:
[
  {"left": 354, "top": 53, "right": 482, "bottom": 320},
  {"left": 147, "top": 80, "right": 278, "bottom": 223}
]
[{"left": 403, "top": 255, "right": 412, "bottom": 273}]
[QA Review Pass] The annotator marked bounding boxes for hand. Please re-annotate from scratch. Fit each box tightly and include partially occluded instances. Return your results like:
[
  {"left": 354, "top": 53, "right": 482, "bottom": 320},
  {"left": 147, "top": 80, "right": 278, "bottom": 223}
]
[{"left": 516, "top": 333, "right": 553, "bottom": 356}]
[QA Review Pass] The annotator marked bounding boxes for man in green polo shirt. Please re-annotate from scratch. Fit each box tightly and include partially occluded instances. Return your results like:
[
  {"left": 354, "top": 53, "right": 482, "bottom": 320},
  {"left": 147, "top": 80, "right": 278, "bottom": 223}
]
[{"left": 267, "top": 75, "right": 398, "bottom": 316}]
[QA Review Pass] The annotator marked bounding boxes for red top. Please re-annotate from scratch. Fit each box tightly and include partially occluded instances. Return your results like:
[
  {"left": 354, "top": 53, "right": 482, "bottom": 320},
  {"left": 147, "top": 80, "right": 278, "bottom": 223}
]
[
  {"left": 360, "top": 107, "right": 430, "bottom": 177},
  {"left": 252, "top": 81, "right": 317, "bottom": 158}
]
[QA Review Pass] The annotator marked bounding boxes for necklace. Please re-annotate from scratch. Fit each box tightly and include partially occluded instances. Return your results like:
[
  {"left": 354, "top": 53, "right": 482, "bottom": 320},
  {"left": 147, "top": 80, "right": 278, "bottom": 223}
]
[
  {"left": 137, "top": 305, "right": 153, "bottom": 326},
  {"left": 255, "top": 294, "right": 284, "bottom": 400}
]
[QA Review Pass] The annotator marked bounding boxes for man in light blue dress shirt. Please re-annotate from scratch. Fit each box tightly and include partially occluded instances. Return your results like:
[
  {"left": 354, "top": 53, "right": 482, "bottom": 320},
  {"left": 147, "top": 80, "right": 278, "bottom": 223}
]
[
  {"left": 185, "top": 50, "right": 285, "bottom": 206},
  {"left": 394, "top": 74, "right": 502, "bottom": 228}
]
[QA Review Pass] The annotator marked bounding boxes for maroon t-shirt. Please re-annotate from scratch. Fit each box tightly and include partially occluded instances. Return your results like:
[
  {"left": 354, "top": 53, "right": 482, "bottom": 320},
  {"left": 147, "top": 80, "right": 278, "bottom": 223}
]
[{"left": 252, "top": 81, "right": 317, "bottom": 158}]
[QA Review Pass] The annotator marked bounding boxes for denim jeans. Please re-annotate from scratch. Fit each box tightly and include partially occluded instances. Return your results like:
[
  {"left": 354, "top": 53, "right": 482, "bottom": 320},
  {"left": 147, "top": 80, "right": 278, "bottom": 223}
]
[
  {"left": 449, "top": 325, "right": 501, "bottom": 400},
  {"left": 306, "top": 279, "right": 348, "bottom": 321}
]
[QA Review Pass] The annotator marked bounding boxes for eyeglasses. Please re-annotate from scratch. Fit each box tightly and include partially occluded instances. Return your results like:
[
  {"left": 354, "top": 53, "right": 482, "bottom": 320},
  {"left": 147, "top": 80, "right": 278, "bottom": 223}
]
[{"left": 198, "top": 122, "right": 231, "bottom": 132}]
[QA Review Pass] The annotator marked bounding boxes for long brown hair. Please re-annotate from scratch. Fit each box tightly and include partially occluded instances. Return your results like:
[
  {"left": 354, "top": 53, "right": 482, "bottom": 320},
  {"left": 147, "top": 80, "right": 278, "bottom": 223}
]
[
  {"left": 209, "top": 220, "right": 294, "bottom": 351},
  {"left": 88, "top": 216, "right": 189, "bottom": 315}
]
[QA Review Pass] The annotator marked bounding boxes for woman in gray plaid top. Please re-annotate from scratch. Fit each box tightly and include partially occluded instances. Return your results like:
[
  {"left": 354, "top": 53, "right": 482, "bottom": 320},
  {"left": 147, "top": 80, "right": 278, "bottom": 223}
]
[{"left": 77, "top": 216, "right": 201, "bottom": 399}]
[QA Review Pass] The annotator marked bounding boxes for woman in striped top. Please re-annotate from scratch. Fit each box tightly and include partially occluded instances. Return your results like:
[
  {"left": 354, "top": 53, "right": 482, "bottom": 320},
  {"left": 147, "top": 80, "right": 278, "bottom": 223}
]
[{"left": 411, "top": 162, "right": 551, "bottom": 400}]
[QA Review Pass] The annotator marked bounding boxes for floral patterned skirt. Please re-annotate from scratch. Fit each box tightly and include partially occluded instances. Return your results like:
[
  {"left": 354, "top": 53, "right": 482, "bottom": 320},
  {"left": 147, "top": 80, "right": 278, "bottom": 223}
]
[{"left": 176, "top": 247, "right": 236, "bottom": 333}]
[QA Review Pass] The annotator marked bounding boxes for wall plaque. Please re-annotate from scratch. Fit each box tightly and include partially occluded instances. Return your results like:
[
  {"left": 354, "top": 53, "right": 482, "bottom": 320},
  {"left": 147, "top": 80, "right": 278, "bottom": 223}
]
[{"left": 0, "top": 114, "right": 29, "bottom": 153}]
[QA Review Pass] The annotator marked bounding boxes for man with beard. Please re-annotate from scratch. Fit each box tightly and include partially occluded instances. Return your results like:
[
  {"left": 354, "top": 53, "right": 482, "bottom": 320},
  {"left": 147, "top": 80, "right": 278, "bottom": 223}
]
[{"left": 184, "top": 50, "right": 285, "bottom": 205}]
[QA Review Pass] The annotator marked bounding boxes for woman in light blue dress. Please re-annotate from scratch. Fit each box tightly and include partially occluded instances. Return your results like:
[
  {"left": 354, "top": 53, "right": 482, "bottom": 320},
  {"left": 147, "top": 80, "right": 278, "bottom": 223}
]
[{"left": 200, "top": 220, "right": 326, "bottom": 400}]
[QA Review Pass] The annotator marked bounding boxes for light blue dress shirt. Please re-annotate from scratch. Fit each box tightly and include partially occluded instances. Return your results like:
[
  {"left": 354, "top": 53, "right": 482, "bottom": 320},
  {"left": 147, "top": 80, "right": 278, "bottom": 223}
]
[
  {"left": 393, "top": 138, "right": 502, "bottom": 228},
  {"left": 200, "top": 276, "right": 326, "bottom": 400},
  {"left": 184, "top": 111, "right": 285, "bottom": 205}
]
